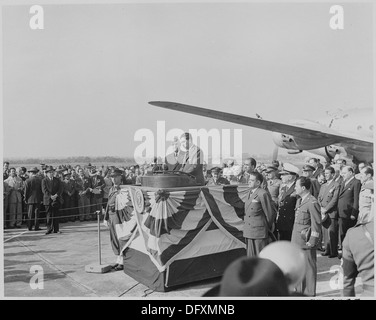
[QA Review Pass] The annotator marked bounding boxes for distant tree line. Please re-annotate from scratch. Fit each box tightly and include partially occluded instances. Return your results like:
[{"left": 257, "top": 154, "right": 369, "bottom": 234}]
[{"left": 3, "top": 156, "right": 136, "bottom": 165}]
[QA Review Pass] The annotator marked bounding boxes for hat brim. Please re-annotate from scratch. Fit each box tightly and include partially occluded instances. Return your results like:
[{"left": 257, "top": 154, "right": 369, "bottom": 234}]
[
  {"left": 202, "top": 284, "right": 221, "bottom": 297},
  {"left": 280, "top": 171, "right": 297, "bottom": 175}
]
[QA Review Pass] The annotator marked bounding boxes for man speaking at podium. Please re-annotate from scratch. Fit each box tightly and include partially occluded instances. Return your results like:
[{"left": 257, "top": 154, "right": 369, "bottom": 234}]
[{"left": 176, "top": 132, "right": 206, "bottom": 186}]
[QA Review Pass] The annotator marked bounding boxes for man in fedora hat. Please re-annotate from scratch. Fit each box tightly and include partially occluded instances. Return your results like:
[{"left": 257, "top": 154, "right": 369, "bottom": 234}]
[
  {"left": 292, "top": 176, "right": 322, "bottom": 296},
  {"left": 317, "top": 166, "right": 341, "bottom": 258},
  {"left": 42, "top": 166, "right": 63, "bottom": 234},
  {"left": 203, "top": 257, "right": 290, "bottom": 297},
  {"left": 276, "top": 163, "right": 299, "bottom": 241},
  {"left": 24, "top": 167, "right": 43, "bottom": 231}
]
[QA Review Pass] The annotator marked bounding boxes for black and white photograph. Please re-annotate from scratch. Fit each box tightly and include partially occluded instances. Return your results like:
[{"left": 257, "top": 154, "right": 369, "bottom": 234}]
[{"left": 1, "top": 0, "right": 374, "bottom": 302}]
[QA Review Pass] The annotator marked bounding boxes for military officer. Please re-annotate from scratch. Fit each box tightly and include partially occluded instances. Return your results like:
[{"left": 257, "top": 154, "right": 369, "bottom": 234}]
[
  {"left": 265, "top": 165, "right": 282, "bottom": 205},
  {"left": 342, "top": 208, "right": 374, "bottom": 297},
  {"left": 301, "top": 164, "right": 321, "bottom": 198},
  {"left": 317, "top": 166, "right": 340, "bottom": 258},
  {"left": 244, "top": 172, "right": 277, "bottom": 257},
  {"left": 291, "top": 176, "right": 322, "bottom": 296},
  {"left": 276, "top": 163, "right": 299, "bottom": 241}
]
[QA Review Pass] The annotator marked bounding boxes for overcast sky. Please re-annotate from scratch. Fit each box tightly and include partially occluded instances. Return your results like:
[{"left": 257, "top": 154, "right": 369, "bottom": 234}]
[{"left": 2, "top": 1, "right": 373, "bottom": 161}]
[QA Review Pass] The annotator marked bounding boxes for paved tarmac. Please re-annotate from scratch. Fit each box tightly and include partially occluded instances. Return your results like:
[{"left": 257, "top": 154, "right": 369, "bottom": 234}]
[{"left": 3, "top": 221, "right": 364, "bottom": 299}]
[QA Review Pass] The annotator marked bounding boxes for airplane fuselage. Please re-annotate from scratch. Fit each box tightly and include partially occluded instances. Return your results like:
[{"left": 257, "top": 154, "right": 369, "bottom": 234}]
[{"left": 272, "top": 108, "right": 373, "bottom": 163}]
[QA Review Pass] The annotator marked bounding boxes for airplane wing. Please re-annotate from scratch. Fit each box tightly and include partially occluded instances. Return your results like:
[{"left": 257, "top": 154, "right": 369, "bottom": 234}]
[{"left": 148, "top": 101, "right": 373, "bottom": 148}]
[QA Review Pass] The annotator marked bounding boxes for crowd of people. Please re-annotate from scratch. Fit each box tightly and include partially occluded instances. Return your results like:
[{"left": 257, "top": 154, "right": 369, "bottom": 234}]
[
  {"left": 204, "top": 156, "right": 374, "bottom": 297},
  {"left": 3, "top": 151, "right": 374, "bottom": 297},
  {"left": 2, "top": 161, "right": 148, "bottom": 231}
]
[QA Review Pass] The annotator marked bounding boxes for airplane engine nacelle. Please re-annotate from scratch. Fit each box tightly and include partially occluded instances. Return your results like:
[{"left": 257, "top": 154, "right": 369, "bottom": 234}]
[
  {"left": 304, "top": 145, "right": 348, "bottom": 162},
  {"left": 272, "top": 132, "right": 299, "bottom": 150}
]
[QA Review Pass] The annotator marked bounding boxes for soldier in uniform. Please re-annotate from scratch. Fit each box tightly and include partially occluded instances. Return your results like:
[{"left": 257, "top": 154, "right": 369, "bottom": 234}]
[
  {"left": 244, "top": 172, "right": 277, "bottom": 257},
  {"left": 317, "top": 166, "right": 340, "bottom": 258},
  {"left": 342, "top": 203, "right": 374, "bottom": 297},
  {"left": 265, "top": 165, "right": 282, "bottom": 205},
  {"left": 301, "top": 164, "right": 321, "bottom": 198},
  {"left": 357, "top": 166, "right": 373, "bottom": 224},
  {"left": 291, "top": 176, "right": 322, "bottom": 296},
  {"left": 276, "top": 163, "right": 299, "bottom": 241}
]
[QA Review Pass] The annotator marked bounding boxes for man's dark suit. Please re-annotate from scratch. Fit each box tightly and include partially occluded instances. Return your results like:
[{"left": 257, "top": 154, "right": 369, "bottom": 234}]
[
  {"left": 337, "top": 177, "right": 361, "bottom": 246},
  {"left": 276, "top": 183, "right": 297, "bottom": 241},
  {"left": 318, "top": 179, "right": 340, "bottom": 256},
  {"left": 176, "top": 146, "right": 206, "bottom": 186},
  {"left": 309, "top": 178, "right": 321, "bottom": 199},
  {"left": 24, "top": 176, "right": 43, "bottom": 230},
  {"left": 165, "top": 151, "right": 179, "bottom": 171},
  {"left": 42, "top": 176, "right": 63, "bottom": 233}
]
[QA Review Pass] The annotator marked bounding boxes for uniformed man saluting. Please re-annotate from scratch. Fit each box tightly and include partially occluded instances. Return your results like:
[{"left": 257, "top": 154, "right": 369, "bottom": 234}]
[{"left": 291, "top": 176, "right": 322, "bottom": 297}]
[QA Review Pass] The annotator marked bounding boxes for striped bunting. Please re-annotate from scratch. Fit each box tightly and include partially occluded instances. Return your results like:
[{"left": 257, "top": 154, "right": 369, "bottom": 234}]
[{"left": 115, "top": 185, "right": 251, "bottom": 272}]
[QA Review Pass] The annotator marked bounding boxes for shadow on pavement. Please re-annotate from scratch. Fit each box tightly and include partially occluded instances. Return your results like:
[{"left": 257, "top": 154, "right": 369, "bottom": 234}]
[{"left": 4, "top": 268, "right": 75, "bottom": 284}]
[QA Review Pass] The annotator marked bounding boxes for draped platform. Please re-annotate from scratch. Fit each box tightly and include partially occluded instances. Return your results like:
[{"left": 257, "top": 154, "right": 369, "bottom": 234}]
[{"left": 113, "top": 185, "right": 250, "bottom": 291}]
